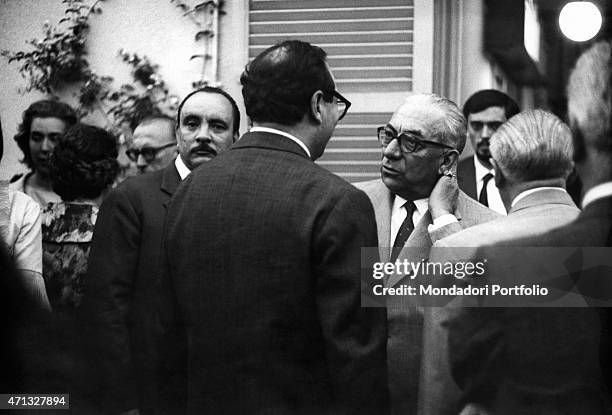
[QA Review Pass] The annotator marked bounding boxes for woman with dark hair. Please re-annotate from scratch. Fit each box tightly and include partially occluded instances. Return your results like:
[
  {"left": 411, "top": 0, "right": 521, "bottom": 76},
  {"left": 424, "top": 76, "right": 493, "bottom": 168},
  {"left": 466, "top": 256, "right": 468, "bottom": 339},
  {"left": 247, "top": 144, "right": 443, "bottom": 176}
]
[
  {"left": 10, "top": 100, "right": 78, "bottom": 207},
  {"left": 42, "top": 123, "right": 118, "bottom": 313},
  {"left": 34, "top": 124, "right": 117, "bottom": 410},
  {"left": 1, "top": 116, "right": 51, "bottom": 313}
]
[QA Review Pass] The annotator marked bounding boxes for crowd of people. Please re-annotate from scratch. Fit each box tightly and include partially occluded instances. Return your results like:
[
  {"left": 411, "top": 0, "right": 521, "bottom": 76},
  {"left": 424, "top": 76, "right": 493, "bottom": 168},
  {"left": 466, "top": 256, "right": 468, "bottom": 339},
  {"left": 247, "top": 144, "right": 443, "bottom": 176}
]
[{"left": 1, "top": 38, "right": 611, "bottom": 415}]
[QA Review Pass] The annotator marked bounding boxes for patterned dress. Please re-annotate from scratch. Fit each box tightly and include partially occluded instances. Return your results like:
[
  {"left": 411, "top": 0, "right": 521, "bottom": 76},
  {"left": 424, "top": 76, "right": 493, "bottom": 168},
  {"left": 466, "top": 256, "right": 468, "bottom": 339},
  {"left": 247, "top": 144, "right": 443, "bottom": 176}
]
[{"left": 41, "top": 202, "right": 98, "bottom": 314}]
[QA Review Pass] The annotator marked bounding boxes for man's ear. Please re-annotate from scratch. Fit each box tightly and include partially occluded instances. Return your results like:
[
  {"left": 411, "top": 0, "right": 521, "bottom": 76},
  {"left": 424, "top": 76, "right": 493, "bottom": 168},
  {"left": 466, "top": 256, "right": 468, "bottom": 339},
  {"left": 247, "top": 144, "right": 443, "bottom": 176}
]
[
  {"left": 310, "top": 90, "right": 325, "bottom": 124},
  {"left": 491, "top": 158, "right": 505, "bottom": 187},
  {"left": 438, "top": 149, "right": 459, "bottom": 175}
]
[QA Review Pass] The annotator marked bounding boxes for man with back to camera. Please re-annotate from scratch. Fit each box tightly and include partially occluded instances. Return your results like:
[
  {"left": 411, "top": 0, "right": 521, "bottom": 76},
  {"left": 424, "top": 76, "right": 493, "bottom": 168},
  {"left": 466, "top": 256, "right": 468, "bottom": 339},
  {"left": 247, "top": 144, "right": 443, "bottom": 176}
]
[
  {"left": 458, "top": 89, "right": 520, "bottom": 214},
  {"left": 354, "top": 92, "right": 499, "bottom": 415},
  {"left": 158, "top": 40, "right": 389, "bottom": 414},
  {"left": 443, "top": 41, "right": 612, "bottom": 415},
  {"left": 80, "top": 86, "right": 240, "bottom": 415},
  {"left": 126, "top": 115, "right": 178, "bottom": 174},
  {"left": 420, "top": 109, "right": 580, "bottom": 415}
]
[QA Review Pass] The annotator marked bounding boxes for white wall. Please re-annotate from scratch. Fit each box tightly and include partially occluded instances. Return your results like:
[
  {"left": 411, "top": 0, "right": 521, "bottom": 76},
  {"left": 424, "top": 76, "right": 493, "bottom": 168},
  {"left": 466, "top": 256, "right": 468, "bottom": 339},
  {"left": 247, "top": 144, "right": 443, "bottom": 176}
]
[
  {"left": 458, "top": 0, "right": 496, "bottom": 108},
  {"left": 0, "top": 0, "right": 251, "bottom": 180}
]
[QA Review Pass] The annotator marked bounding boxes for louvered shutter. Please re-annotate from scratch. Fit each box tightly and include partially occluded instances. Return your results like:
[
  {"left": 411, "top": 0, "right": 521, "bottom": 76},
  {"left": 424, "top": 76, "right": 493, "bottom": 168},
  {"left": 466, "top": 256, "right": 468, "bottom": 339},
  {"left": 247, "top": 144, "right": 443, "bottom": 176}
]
[{"left": 248, "top": 0, "right": 414, "bottom": 183}]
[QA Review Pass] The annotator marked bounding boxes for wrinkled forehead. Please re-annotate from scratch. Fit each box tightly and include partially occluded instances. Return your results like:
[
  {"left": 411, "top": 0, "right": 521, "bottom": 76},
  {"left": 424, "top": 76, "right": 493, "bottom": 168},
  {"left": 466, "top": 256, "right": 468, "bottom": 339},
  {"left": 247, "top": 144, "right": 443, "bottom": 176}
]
[
  {"left": 388, "top": 102, "right": 443, "bottom": 136},
  {"left": 133, "top": 120, "right": 175, "bottom": 146},
  {"left": 180, "top": 92, "right": 235, "bottom": 123}
]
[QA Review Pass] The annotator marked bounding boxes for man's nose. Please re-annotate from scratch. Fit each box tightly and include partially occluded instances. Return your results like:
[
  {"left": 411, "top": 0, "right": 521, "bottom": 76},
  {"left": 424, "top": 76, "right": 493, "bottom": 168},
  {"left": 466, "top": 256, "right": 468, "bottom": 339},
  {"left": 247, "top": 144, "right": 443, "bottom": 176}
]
[
  {"left": 136, "top": 154, "right": 148, "bottom": 168},
  {"left": 481, "top": 125, "right": 495, "bottom": 139},
  {"left": 40, "top": 137, "right": 53, "bottom": 152},
  {"left": 383, "top": 138, "right": 402, "bottom": 159},
  {"left": 195, "top": 125, "right": 212, "bottom": 143}
]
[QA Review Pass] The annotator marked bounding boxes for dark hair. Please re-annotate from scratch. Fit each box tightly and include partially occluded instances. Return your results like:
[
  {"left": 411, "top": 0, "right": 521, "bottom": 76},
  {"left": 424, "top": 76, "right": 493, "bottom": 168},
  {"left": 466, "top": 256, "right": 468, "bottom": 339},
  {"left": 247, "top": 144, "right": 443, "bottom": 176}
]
[
  {"left": 14, "top": 100, "right": 78, "bottom": 170},
  {"left": 50, "top": 124, "right": 119, "bottom": 201},
  {"left": 462, "top": 89, "right": 520, "bottom": 120},
  {"left": 177, "top": 87, "right": 241, "bottom": 137},
  {"left": 240, "top": 40, "right": 334, "bottom": 126}
]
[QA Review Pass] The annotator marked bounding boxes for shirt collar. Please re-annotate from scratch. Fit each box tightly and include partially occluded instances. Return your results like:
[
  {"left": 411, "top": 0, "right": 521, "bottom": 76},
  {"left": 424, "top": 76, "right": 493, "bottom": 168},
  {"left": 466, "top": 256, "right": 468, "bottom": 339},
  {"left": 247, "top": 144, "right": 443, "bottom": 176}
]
[
  {"left": 393, "top": 194, "right": 429, "bottom": 218},
  {"left": 250, "top": 126, "right": 311, "bottom": 159},
  {"left": 473, "top": 155, "right": 494, "bottom": 181},
  {"left": 175, "top": 156, "right": 191, "bottom": 180},
  {"left": 511, "top": 187, "right": 567, "bottom": 208},
  {"left": 582, "top": 181, "right": 612, "bottom": 209}
]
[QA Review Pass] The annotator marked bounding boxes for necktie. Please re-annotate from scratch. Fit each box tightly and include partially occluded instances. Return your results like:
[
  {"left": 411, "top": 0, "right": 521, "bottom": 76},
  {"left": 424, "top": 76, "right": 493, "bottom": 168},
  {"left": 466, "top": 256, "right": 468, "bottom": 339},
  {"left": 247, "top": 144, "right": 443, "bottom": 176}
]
[
  {"left": 390, "top": 201, "right": 416, "bottom": 262},
  {"left": 478, "top": 173, "right": 494, "bottom": 207}
]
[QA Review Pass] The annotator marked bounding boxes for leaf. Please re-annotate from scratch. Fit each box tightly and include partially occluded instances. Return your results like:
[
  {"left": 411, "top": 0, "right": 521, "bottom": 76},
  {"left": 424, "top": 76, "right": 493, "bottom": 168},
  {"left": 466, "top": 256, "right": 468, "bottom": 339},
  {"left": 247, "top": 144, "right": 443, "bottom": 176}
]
[{"left": 195, "top": 30, "right": 213, "bottom": 41}]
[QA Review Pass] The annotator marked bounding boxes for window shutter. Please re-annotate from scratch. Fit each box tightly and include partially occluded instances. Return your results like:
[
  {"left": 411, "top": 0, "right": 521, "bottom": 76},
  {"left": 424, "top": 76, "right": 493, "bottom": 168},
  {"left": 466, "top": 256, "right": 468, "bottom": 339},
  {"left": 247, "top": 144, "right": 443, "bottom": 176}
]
[{"left": 248, "top": 0, "right": 413, "bottom": 182}]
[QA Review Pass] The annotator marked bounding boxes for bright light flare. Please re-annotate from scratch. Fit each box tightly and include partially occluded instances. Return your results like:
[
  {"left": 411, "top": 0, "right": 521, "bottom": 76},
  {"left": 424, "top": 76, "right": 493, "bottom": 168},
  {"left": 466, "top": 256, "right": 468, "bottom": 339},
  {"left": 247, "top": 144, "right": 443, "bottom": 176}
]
[{"left": 559, "top": 2, "right": 602, "bottom": 42}]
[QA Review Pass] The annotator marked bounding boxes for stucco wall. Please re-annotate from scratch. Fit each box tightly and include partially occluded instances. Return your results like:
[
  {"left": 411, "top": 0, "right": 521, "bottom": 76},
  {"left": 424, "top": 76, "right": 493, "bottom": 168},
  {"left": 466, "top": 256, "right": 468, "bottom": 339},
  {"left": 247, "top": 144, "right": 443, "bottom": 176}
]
[{"left": 0, "top": 0, "right": 250, "bottom": 179}]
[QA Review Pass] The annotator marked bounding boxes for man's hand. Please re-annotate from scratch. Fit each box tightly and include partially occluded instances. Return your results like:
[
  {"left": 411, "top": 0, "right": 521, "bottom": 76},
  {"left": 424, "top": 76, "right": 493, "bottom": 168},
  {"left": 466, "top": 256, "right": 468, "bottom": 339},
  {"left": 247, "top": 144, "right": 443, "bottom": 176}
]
[{"left": 429, "top": 170, "right": 459, "bottom": 219}]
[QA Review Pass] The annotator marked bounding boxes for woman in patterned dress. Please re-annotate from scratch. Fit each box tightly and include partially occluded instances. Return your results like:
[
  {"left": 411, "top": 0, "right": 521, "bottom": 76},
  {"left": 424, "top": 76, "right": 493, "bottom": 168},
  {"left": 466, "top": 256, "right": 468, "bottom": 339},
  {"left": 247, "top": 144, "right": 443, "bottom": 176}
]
[{"left": 37, "top": 124, "right": 118, "bottom": 411}]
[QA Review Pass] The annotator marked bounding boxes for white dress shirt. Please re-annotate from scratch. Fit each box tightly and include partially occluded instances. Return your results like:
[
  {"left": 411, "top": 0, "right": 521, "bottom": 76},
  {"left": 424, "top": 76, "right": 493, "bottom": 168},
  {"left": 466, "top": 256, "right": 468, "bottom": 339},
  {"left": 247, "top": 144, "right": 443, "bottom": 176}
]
[
  {"left": 582, "top": 181, "right": 612, "bottom": 209},
  {"left": 175, "top": 156, "right": 192, "bottom": 180},
  {"left": 511, "top": 187, "right": 568, "bottom": 208},
  {"left": 250, "top": 126, "right": 311, "bottom": 159},
  {"left": 390, "top": 195, "right": 458, "bottom": 249},
  {"left": 473, "top": 155, "right": 506, "bottom": 215}
]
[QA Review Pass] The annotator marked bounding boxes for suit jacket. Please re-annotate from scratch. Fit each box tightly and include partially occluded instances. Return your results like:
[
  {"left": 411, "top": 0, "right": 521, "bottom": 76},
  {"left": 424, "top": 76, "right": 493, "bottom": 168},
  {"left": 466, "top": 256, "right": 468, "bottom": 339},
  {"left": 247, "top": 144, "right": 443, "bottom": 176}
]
[
  {"left": 80, "top": 163, "right": 183, "bottom": 414},
  {"left": 354, "top": 179, "right": 499, "bottom": 415},
  {"left": 421, "top": 189, "right": 580, "bottom": 415},
  {"left": 158, "top": 131, "right": 389, "bottom": 415},
  {"left": 447, "top": 194, "right": 612, "bottom": 414},
  {"left": 458, "top": 157, "right": 477, "bottom": 200}
]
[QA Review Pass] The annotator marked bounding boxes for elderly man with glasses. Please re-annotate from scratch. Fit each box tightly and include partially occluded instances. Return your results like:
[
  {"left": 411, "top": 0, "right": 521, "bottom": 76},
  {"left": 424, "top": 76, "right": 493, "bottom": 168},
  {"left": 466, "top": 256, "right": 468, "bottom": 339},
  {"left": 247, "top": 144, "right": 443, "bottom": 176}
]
[
  {"left": 126, "top": 115, "right": 178, "bottom": 174},
  {"left": 355, "top": 93, "right": 499, "bottom": 415}
]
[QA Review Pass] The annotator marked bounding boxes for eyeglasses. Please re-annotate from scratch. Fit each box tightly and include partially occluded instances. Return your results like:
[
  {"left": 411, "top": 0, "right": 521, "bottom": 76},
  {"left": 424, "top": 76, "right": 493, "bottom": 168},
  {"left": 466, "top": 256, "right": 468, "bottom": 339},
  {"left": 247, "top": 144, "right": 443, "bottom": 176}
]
[
  {"left": 323, "top": 90, "right": 351, "bottom": 121},
  {"left": 377, "top": 126, "right": 456, "bottom": 153},
  {"left": 126, "top": 142, "right": 176, "bottom": 162}
]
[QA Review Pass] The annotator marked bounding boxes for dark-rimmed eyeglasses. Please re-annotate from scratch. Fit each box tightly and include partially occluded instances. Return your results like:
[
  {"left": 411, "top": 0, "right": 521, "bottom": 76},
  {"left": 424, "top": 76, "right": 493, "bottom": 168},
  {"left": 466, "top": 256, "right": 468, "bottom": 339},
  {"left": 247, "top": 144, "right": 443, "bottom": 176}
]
[
  {"left": 323, "top": 90, "right": 351, "bottom": 121},
  {"left": 377, "top": 126, "right": 456, "bottom": 153},
  {"left": 126, "top": 142, "right": 176, "bottom": 162}
]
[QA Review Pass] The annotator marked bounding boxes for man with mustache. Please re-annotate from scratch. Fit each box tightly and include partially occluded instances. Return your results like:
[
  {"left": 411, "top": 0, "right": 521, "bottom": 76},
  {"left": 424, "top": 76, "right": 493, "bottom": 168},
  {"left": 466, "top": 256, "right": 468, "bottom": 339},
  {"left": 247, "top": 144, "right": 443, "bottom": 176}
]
[
  {"left": 458, "top": 90, "right": 519, "bottom": 214},
  {"left": 81, "top": 87, "right": 240, "bottom": 415}
]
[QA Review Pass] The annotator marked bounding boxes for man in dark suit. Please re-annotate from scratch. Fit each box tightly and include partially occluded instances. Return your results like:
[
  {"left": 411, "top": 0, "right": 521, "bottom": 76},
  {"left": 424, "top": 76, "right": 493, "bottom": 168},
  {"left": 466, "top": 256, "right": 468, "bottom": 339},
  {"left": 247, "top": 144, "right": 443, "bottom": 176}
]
[
  {"left": 447, "top": 41, "right": 612, "bottom": 415},
  {"left": 354, "top": 93, "right": 499, "bottom": 415},
  {"left": 158, "top": 40, "right": 388, "bottom": 414},
  {"left": 458, "top": 90, "right": 519, "bottom": 214},
  {"left": 81, "top": 86, "right": 240, "bottom": 415}
]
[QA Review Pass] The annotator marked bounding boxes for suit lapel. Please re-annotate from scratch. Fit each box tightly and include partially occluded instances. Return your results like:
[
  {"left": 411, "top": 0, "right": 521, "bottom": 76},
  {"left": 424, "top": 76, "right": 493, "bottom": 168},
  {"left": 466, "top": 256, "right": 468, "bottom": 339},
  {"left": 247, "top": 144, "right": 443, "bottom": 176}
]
[
  {"left": 161, "top": 163, "right": 182, "bottom": 210},
  {"left": 386, "top": 211, "right": 433, "bottom": 288},
  {"left": 386, "top": 193, "right": 471, "bottom": 288},
  {"left": 458, "top": 157, "right": 477, "bottom": 199}
]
